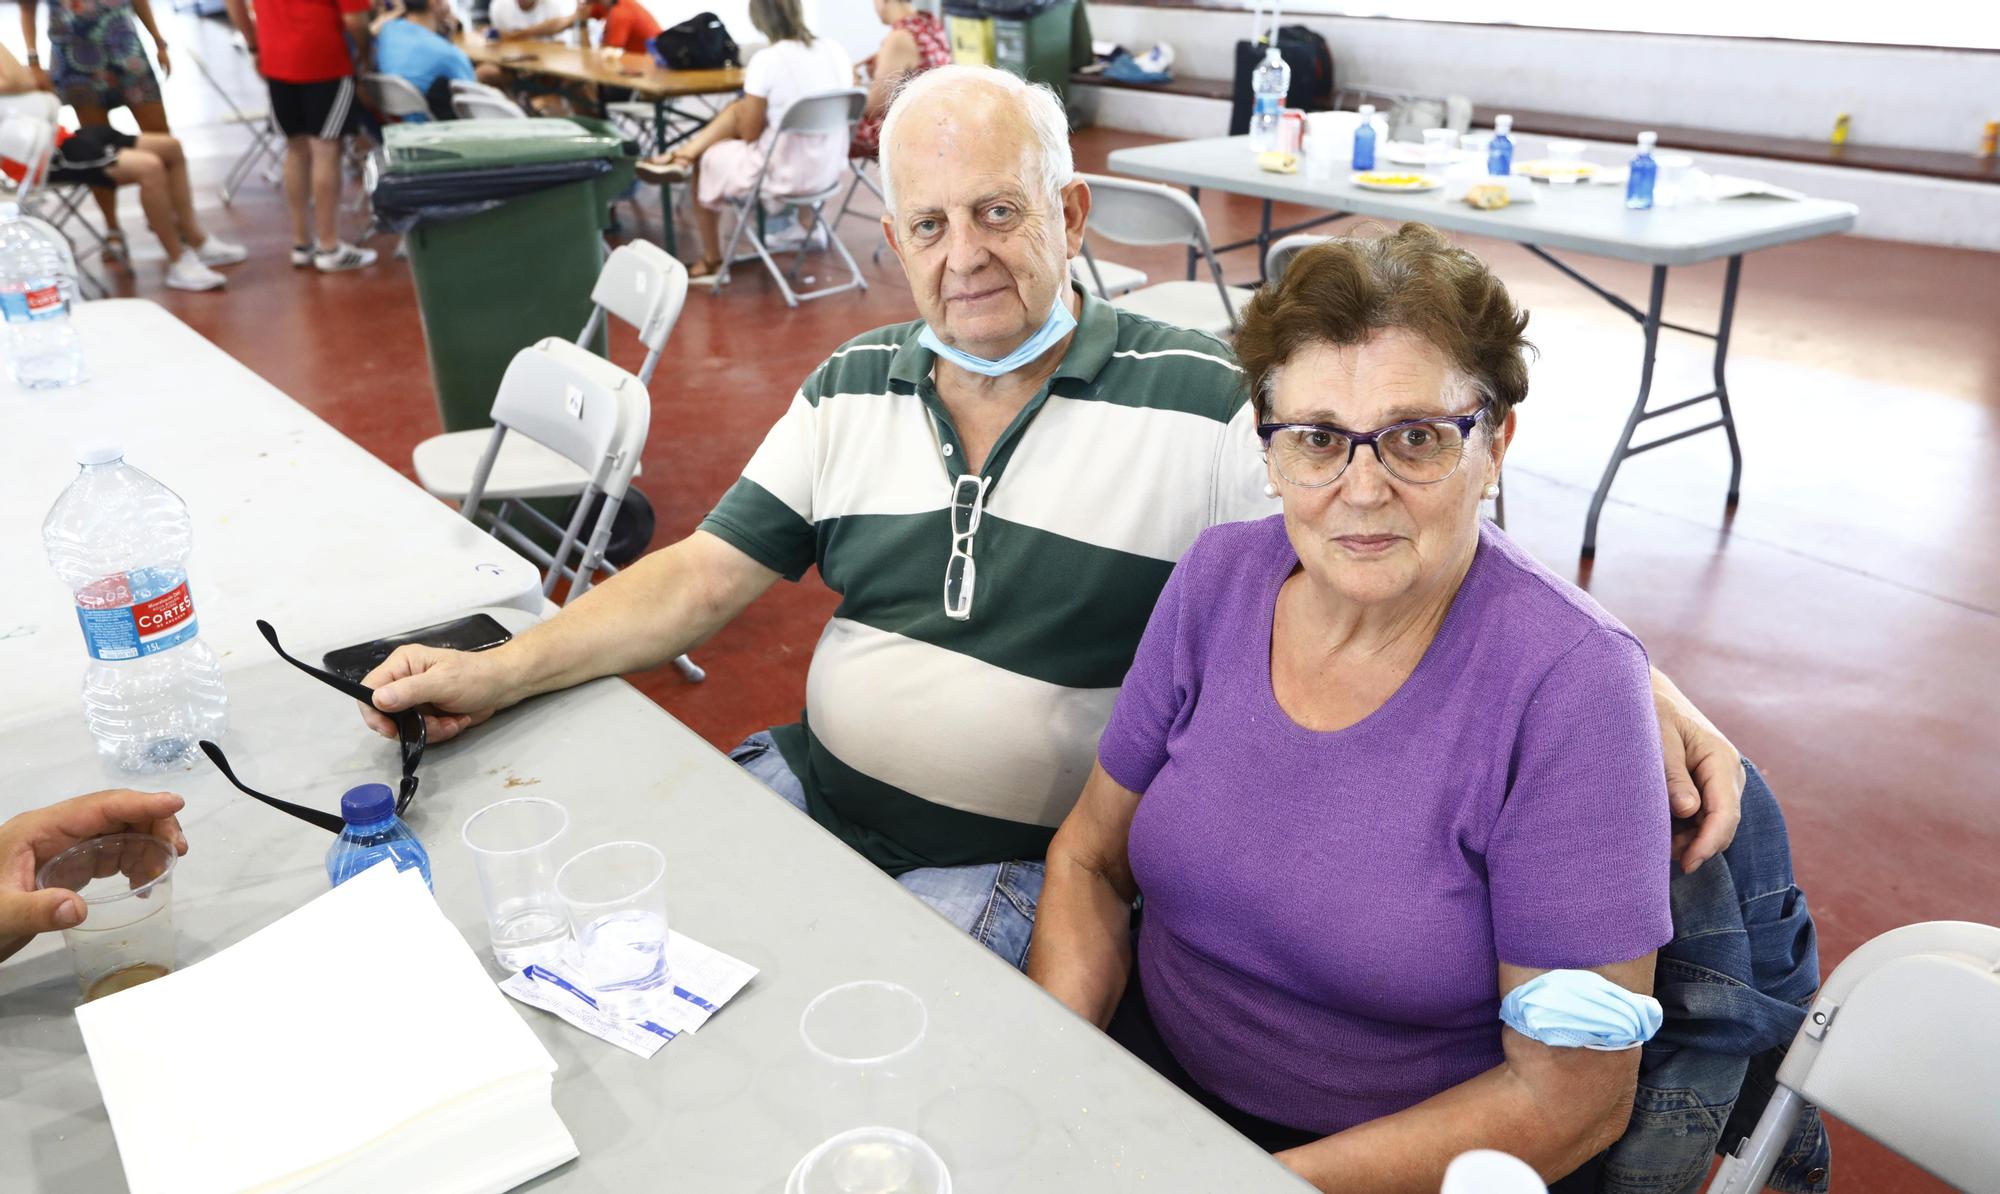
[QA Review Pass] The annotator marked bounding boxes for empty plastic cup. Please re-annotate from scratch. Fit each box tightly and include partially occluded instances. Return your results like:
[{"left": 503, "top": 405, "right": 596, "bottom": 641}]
[
  {"left": 788, "top": 1126, "right": 952, "bottom": 1194},
  {"left": 36, "top": 833, "right": 178, "bottom": 1001},
  {"left": 556, "top": 840, "right": 669, "bottom": 1018},
  {"left": 462, "top": 796, "right": 571, "bottom": 971},
  {"left": 800, "top": 980, "right": 929, "bottom": 1136}
]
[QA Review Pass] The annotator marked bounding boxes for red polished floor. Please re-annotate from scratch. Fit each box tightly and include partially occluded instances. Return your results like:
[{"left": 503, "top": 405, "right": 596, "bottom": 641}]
[{"left": 67, "top": 18, "right": 2000, "bottom": 1189}]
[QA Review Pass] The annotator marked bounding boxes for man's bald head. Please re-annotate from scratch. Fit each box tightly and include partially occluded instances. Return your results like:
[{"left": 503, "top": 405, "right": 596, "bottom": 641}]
[{"left": 878, "top": 65, "right": 1072, "bottom": 219}]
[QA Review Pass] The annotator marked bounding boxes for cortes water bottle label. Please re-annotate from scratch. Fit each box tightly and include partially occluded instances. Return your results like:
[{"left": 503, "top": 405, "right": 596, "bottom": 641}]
[
  {"left": 1, "top": 280, "right": 66, "bottom": 323},
  {"left": 74, "top": 583, "right": 199, "bottom": 661}
]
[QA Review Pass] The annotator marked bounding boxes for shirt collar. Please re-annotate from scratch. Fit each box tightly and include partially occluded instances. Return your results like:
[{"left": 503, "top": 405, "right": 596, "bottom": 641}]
[{"left": 889, "top": 281, "right": 1118, "bottom": 389}]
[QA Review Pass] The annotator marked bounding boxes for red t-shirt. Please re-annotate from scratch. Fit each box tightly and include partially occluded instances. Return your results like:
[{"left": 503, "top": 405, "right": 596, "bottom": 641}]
[
  {"left": 599, "top": 0, "right": 661, "bottom": 56},
  {"left": 254, "top": 0, "right": 372, "bottom": 84}
]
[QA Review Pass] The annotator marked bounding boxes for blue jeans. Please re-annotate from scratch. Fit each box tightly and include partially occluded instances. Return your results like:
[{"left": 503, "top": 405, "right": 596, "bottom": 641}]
[{"left": 729, "top": 731, "right": 1044, "bottom": 970}]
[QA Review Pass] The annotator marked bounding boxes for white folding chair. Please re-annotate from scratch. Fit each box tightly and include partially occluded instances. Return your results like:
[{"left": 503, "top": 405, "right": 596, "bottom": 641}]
[
  {"left": 830, "top": 156, "right": 890, "bottom": 266},
  {"left": 412, "top": 243, "right": 704, "bottom": 680},
  {"left": 1070, "top": 240, "right": 1147, "bottom": 298},
  {"left": 1707, "top": 920, "right": 2000, "bottom": 1194},
  {"left": 711, "top": 88, "right": 869, "bottom": 307},
  {"left": 361, "top": 73, "right": 434, "bottom": 123},
  {"left": 1264, "top": 233, "right": 1330, "bottom": 286},
  {"left": 1078, "top": 172, "right": 1255, "bottom": 338},
  {"left": 452, "top": 90, "right": 528, "bottom": 120},
  {"left": 185, "top": 45, "right": 283, "bottom": 204}
]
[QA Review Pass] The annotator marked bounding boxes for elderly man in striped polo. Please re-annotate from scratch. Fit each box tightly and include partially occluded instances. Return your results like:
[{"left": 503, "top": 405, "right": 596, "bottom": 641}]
[{"left": 361, "top": 65, "right": 1747, "bottom": 968}]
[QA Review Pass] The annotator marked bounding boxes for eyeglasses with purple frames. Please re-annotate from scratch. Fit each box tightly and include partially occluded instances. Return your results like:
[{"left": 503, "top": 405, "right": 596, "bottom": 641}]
[{"left": 1256, "top": 408, "right": 1486, "bottom": 488}]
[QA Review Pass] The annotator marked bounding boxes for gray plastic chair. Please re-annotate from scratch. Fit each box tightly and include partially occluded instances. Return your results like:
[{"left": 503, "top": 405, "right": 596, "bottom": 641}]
[
  {"left": 361, "top": 73, "right": 432, "bottom": 123},
  {"left": 1078, "top": 172, "right": 1254, "bottom": 338},
  {"left": 1707, "top": 920, "right": 2000, "bottom": 1194},
  {"left": 1071, "top": 240, "right": 1148, "bottom": 298},
  {"left": 1263, "top": 233, "right": 1331, "bottom": 286},
  {"left": 711, "top": 88, "right": 869, "bottom": 307},
  {"left": 452, "top": 90, "right": 527, "bottom": 120}
]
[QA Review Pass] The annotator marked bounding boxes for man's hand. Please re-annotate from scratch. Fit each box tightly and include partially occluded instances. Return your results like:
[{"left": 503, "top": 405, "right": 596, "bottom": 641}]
[
  {"left": 360, "top": 644, "right": 519, "bottom": 744},
  {"left": 0, "top": 790, "right": 187, "bottom": 963},
  {"left": 154, "top": 44, "right": 171, "bottom": 77},
  {"left": 1652, "top": 668, "right": 1746, "bottom": 874}
]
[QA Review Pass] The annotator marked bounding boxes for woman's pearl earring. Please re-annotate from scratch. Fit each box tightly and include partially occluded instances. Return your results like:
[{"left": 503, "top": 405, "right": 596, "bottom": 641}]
[
  {"left": 1482, "top": 481, "right": 1501, "bottom": 500},
  {"left": 1263, "top": 482, "right": 1280, "bottom": 499}
]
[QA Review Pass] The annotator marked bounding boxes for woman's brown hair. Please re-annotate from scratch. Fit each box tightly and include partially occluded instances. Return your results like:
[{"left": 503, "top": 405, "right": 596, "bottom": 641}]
[
  {"left": 1235, "top": 223, "right": 1534, "bottom": 428},
  {"left": 749, "top": 0, "right": 815, "bottom": 46}
]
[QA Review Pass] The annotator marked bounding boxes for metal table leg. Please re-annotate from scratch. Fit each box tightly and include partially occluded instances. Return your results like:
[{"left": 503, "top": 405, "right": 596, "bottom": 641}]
[
  {"left": 1714, "top": 254, "right": 1745, "bottom": 505},
  {"left": 1186, "top": 185, "right": 1200, "bottom": 281},
  {"left": 1583, "top": 266, "right": 1669, "bottom": 558}
]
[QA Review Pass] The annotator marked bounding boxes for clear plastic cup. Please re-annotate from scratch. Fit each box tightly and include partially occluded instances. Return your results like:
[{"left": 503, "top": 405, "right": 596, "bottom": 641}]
[
  {"left": 556, "top": 841, "right": 669, "bottom": 1018},
  {"left": 800, "top": 980, "right": 929, "bottom": 1136},
  {"left": 788, "top": 1126, "right": 952, "bottom": 1194},
  {"left": 1547, "top": 138, "right": 1587, "bottom": 162},
  {"left": 1421, "top": 127, "right": 1458, "bottom": 161},
  {"left": 462, "top": 797, "right": 572, "bottom": 972},
  {"left": 36, "top": 833, "right": 177, "bottom": 1001}
]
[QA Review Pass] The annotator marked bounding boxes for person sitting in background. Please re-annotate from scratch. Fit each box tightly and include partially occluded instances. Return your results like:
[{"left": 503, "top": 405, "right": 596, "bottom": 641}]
[
  {"left": 580, "top": 0, "right": 658, "bottom": 57},
  {"left": 0, "top": 44, "right": 248, "bottom": 291},
  {"left": 850, "top": 0, "right": 950, "bottom": 161},
  {"left": 1028, "top": 228, "right": 1674, "bottom": 1192},
  {"left": 486, "top": 0, "right": 578, "bottom": 41},
  {"left": 372, "top": 0, "right": 501, "bottom": 118},
  {"left": 633, "top": 0, "right": 849, "bottom": 281},
  {"left": 0, "top": 789, "right": 188, "bottom": 966}
]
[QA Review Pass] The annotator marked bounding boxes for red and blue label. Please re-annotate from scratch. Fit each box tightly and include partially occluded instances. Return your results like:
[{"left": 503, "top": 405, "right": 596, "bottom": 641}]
[
  {"left": 74, "top": 572, "right": 199, "bottom": 661},
  {"left": 1, "top": 280, "right": 67, "bottom": 323}
]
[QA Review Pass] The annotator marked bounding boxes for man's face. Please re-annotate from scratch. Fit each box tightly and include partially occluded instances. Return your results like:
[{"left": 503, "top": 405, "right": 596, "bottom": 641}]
[{"left": 882, "top": 89, "right": 1087, "bottom": 362}]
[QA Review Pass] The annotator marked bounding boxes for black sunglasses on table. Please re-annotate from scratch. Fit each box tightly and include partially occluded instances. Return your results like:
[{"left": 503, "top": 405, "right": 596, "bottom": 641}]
[{"left": 198, "top": 620, "right": 428, "bottom": 834}]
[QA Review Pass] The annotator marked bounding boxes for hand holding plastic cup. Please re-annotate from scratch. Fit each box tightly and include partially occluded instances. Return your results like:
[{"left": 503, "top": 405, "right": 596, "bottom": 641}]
[
  {"left": 36, "top": 833, "right": 178, "bottom": 1001},
  {"left": 463, "top": 796, "right": 571, "bottom": 971}
]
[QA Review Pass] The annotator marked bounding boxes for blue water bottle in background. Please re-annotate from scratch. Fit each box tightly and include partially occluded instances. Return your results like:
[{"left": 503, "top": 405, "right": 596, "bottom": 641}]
[
  {"left": 1353, "top": 104, "right": 1377, "bottom": 170},
  {"left": 326, "top": 783, "right": 434, "bottom": 891},
  {"left": 1625, "top": 131, "right": 1659, "bottom": 210},
  {"left": 1487, "top": 114, "right": 1514, "bottom": 176}
]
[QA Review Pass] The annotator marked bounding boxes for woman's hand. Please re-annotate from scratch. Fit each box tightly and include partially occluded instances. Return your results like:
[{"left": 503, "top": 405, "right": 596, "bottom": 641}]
[
  {"left": 31, "top": 64, "right": 52, "bottom": 91},
  {"left": 1024, "top": 764, "right": 1144, "bottom": 1029},
  {"left": 1651, "top": 668, "right": 1745, "bottom": 873},
  {"left": 153, "top": 44, "right": 171, "bottom": 77}
]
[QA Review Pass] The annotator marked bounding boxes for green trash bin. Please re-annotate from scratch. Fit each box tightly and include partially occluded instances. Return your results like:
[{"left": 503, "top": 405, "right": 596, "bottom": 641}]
[{"left": 367, "top": 117, "right": 636, "bottom": 433}]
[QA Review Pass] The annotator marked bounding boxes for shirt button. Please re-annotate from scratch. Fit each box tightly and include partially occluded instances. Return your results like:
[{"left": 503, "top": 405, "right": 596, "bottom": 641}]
[{"left": 941, "top": 444, "right": 954, "bottom": 457}]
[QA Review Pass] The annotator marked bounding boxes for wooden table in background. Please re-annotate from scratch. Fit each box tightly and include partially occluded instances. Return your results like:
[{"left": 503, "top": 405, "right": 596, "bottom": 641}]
[{"left": 463, "top": 36, "right": 742, "bottom": 151}]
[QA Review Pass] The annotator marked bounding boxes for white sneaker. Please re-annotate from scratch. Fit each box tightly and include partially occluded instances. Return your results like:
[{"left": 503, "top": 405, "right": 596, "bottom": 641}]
[
  {"left": 290, "top": 244, "right": 315, "bottom": 268},
  {"left": 164, "top": 254, "right": 227, "bottom": 292},
  {"left": 764, "top": 221, "right": 809, "bottom": 252},
  {"left": 314, "top": 241, "right": 378, "bottom": 273},
  {"left": 193, "top": 236, "right": 249, "bottom": 267}
]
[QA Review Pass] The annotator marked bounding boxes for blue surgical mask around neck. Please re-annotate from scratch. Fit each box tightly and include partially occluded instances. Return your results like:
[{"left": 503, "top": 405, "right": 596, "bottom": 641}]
[{"left": 918, "top": 292, "right": 1078, "bottom": 378}]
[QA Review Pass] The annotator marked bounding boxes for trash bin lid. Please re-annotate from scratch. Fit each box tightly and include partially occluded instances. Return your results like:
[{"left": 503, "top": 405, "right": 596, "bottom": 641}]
[{"left": 379, "top": 118, "right": 627, "bottom": 175}]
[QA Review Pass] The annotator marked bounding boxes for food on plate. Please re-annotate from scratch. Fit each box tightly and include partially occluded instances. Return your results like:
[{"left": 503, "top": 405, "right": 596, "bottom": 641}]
[
  {"left": 1465, "top": 183, "right": 1512, "bottom": 210},
  {"left": 1258, "top": 150, "right": 1299, "bottom": 175}
]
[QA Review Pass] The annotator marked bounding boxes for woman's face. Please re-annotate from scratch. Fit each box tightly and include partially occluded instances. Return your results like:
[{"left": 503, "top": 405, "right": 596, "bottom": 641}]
[{"left": 1265, "top": 331, "right": 1512, "bottom": 611}]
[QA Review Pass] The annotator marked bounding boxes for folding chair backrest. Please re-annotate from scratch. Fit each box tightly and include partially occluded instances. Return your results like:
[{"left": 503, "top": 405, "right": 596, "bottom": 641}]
[
  {"left": 0, "top": 114, "right": 57, "bottom": 198},
  {"left": 488, "top": 339, "right": 646, "bottom": 491},
  {"left": 362, "top": 73, "right": 432, "bottom": 121},
  {"left": 1079, "top": 173, "right": 1212, "bottom": 249},
  {"left": 1782, "top": 921, "right": 2000, "bottom": 1190},
  {"left": 449, "top": 80, "right": 513, "bottom": 101},
  {"left": 453, "top": 92, "right": 527, "bottom": 120},
  {"left": 777, "top": 88, "right": 867, "bottom": 136},
  {"left": 1265, "top": 234, "right": 1331, "bottom": 286},
  {"left": 584, "top": 240, "right": 688, "bottom": 384}
]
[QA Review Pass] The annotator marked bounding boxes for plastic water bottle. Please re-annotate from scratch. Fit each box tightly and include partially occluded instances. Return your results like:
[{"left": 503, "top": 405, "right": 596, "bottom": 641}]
[
  {"left": 326, "top": 783, "right": 434, "bottom": 891},
  {"left": 0, "top": 202, "right": 84, "bottom": 389},
  {"left": 1487, "top": 114, "right": 1515, "bottom": 177},
  {"left": 1625, "top": 130, "right": 1659, "bottom": 210},
  {"left": 1248, "top": 47, "right": 1290, "bottom": 152},
  {"left": 1353, "top": 103, "right": 1378, "bottom": 170},
  {"left": 42, "top": 445, "right": 228, "bottom": 771}
]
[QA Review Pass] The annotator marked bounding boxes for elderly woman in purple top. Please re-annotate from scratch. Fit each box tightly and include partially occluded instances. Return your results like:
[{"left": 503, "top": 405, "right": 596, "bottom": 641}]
[{"left": 1028, "top": 224, "right": 1673, "bottom": 1192}]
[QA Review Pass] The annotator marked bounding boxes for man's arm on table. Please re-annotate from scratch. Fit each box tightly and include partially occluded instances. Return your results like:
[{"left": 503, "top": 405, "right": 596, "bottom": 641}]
[{"left": 360, "top": 529, "right": 780, "bottom": 741}]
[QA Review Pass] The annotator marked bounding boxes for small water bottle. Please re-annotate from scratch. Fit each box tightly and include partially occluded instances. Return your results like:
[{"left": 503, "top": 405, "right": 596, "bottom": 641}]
[
  {"left": 0, "top": 201, "right": 84, "bottom": 389},
  {"left": 1625, "top": 130, "right": 1659, "bottom": 210},
  {"left": 326, "top": 784, "right": 434, "bottom": 891},
  {"left": 42, "top": 445, "right": 228, "bottom": 771},
  {"left": 1248, "top": 47, "right": 1290, "bottom": 152},
  {"left": 1487, "top": 115, "right": 1515, "bottom": 177},
  {"left": 1353, "top": 104, "right": 1377, "bottom": 171}
]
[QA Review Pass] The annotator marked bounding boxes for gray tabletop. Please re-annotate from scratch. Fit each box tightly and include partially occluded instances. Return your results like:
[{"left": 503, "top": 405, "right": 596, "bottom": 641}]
[
  {"left": 0, "top": 609, "right": 1306, "bottom": 1194},
  {"left": 1105, "top": 137, "right": 1858, "bottom": 267}
]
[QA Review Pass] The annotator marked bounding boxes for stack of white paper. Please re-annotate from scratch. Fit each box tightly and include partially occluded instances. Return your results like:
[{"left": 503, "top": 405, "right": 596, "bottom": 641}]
[{"left": 76, "top": 863, "right": 577, "bottom": 1194}]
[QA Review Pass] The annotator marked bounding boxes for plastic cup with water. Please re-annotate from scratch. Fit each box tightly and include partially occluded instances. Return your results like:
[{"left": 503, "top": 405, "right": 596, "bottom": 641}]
[
  {"left": 462, "top": 796, "right": 571, "bottom": 971},
  {"left": 788, "top": 1126, "right": 952, "bottom": 1194},
  {"left": 36, "top": 833, "right": 177, "bottom": 1002},
  {"left": 556, "top": 840, "right": 669, "bottom": 1018},
  {"left": 795, "top": 981, "right": 943, "bottom": 1191}
]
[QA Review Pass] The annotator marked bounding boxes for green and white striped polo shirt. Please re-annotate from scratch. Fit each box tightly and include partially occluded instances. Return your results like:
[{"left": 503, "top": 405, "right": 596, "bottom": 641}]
[{"left": 699, "top": 286, "right": 1274, "bottom": 875}]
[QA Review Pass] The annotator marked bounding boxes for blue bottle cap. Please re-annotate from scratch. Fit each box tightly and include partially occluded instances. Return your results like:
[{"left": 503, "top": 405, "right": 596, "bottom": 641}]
[{"left": 340, "top": 783, "right": 396, "bottom": 825}]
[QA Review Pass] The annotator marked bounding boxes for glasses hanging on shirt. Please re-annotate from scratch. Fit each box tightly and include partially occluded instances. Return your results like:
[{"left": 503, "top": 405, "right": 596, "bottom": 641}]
[
  {"left": 944, "top": 473, "right": 991, "bottom": 621},
  {"left": 197, "top": 620, "right": 427, "bottom": 834}
]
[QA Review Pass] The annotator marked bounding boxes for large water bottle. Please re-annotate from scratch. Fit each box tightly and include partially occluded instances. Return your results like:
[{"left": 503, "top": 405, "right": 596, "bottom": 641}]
[
  {"left": 41, "top": 445, "right": 228, "bottom": 771},
  {"left": 0, "top": 201, "right": 84, "bottom": 390},
  {"left": 326, "top": 784, "right": 434, "bottom": 891},
  {"left": 1248, "top": 47, "right": 1291, "bottom": 152}
]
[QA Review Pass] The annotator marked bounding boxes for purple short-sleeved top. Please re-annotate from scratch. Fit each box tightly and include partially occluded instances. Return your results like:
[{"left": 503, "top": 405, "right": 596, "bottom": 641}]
[{"left": 1097, "top": 516, "right": 1673, "bottom": 1134}]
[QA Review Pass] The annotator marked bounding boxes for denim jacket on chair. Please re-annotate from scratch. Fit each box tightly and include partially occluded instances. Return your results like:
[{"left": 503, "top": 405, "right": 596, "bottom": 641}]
[{"left": 1598, "top": 759, "right": 1832, "bottom": 1194}]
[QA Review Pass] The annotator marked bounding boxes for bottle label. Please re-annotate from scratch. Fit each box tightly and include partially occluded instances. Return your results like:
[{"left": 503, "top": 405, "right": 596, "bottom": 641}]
[
  {"left": 2, "top": 280, "right": 66, "bottom": 323},
  {"left": 74, "top": 580, "right": 199, "bottom": 661},
  {"left": 1254, "top": 94, "right": 1281, "bottom": 119}
]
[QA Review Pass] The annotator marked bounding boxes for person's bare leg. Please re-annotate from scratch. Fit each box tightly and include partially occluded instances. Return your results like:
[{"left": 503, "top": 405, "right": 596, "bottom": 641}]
[
  {"left": 132, "top": 133, "right": 206, "bottom": 247},
  {"left": 689, "top": 158, "right": 722, "bottom": 274},
  {"left": 650, "top": 97, "right": 748, "bottom": 167},
  {"left": 283, "top": 135, "right": 313, "bottom": 248},
  {"left": 309, "top": 137, "right": 342, "bottom": 250},
  {"left": 70, "top": 101, "right": 124, "bottom": 237},
  {"left": 474, "top": 62, "right": 507, "bottom": 86},
  {"left": 102, "top": 151, "right": 184, "bottom": 262},
  {"left": 128, "top": 100, "right": 170, "bottom": 134}
]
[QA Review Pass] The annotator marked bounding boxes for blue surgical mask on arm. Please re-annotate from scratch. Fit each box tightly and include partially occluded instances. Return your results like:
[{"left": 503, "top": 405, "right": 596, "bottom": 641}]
[
  {"left": 918, "top": 292, "right": 1078, "bottom": 378},
  {"left": 1499, "top": 969, "right": 1664, "bottom": 1050}
]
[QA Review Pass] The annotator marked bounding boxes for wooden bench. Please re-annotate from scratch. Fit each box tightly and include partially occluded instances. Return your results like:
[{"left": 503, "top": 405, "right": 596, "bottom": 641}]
[{"left": 1073, "top": 72, "right": 2000, "bottom": 185}]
